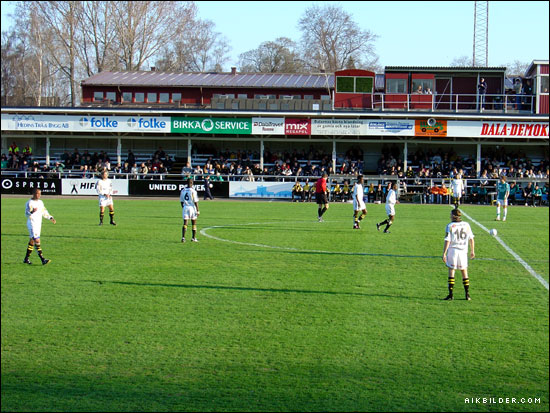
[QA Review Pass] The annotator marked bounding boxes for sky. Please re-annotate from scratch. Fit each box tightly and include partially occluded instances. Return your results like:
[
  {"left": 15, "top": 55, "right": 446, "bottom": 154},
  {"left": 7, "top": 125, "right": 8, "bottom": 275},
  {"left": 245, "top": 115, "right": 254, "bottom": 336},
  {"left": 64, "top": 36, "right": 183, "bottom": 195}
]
[{"left": 1, "top": 1, "right": 548, "bottom": 70}]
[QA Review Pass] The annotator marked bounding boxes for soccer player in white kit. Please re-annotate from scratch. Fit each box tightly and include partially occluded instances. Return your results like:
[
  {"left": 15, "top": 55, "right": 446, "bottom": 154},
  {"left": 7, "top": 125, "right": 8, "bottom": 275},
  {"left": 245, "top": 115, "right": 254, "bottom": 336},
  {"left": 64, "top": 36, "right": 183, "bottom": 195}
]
[
  {"left": 450, "top": 173, "right": 465, "bottom": 208},
  {"left": 377, "top": 182, "right": 398, "bottom": 233},
  {"left": 23, "top": 188, "right": 56, "bottom": 265},
  {"left": 442, "top": 208, "right": 475, "bottom": 301},
  {"left": 97, "top": 169, "right": 116, "bottom": 226},
  {"left": 180, "top": 178, "right": 200, "bottom": 242},
  {"left": 352, "top": 175, "right": 367, "bottom": 229}
]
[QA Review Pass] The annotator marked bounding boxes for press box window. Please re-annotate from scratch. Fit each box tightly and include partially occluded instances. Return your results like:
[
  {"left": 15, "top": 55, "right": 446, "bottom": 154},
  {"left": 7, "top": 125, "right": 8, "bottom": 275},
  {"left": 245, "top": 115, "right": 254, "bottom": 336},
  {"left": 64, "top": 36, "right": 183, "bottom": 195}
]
[
  {"left": 93, "top": 91, "right": 104, "bottom": 101},
  {"left": 412, "top": 79, "right": 434, "bottom": 93},
  {"left": 122, "top": 92, "right": 132, "bottom": 102},
  {"left": 147, "top": 92, "right": 157, "bottom": 103},
  {"left": 172, "top": 93, "right": 181, "bottom": 103},
  {"left": 386, "top": 79, "right": 407, "bottom": 94},
  {"left": 336, "top": 76, "right": 373, "bottom": 93},
  {"left": 135, "top": 93, "right": 145, "bottom": 103},
  {"left": 105, "top": 92, "right": 116, "bottom": 102},
  {"left": 159, "top": 93, "right": 169, "bottom": 103}
]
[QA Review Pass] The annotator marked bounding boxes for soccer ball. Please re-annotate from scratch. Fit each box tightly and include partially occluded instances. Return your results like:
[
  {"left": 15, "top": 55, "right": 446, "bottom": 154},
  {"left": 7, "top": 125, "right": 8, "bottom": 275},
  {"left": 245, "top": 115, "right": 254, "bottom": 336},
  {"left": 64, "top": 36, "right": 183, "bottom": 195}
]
[{"left": 489, "top": 228, "right": 497, "bottom": 237}]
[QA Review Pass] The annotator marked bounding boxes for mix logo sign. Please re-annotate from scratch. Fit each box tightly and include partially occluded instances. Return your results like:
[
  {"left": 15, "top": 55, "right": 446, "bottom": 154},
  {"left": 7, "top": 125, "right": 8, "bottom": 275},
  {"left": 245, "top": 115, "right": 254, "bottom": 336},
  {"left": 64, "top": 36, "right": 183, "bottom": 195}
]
[{"left": 285, "top": 118, "right": 311, "bottom": 135}]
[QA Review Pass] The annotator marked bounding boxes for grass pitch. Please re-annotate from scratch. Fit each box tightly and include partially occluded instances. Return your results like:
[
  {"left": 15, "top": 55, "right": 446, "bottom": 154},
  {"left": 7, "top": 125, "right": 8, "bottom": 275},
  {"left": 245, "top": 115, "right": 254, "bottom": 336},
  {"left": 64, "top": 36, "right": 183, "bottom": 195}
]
[{"left": 1, "top": 197, "right": 548, "bottom": 412}]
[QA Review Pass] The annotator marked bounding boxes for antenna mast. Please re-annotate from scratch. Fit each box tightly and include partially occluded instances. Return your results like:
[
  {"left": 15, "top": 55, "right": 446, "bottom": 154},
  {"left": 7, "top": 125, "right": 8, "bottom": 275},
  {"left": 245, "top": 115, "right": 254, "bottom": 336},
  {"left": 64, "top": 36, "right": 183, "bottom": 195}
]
[{"left": 473, "top": 1, "right": 489, "bottom": 66}]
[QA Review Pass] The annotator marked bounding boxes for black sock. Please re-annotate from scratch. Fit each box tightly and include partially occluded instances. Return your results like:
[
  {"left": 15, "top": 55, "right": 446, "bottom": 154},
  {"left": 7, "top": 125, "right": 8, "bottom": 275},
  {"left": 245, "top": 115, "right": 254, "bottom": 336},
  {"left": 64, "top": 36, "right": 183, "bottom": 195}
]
[
  {"left": 463, "top": 278, "right": 470, "bottom": 294},
  {"left": 109, "top": 211, "right": 115, "bottom": 223},
  {"left": 320, "top": 207, "right": 327, "bottom": 216},
  {"left": 448, "top": 277, "right": 455, "bottom": 295},
  {"left": 35, "top": 243, "right": 45, "bottom": 261},
  {"left": 182, "top": 225, "right": 187, "bottom": 238},
  {"left": 100, "top": 212, "right": 104, "bottom": 223},
  {"left": 318, "top": 207, "right": 322, "bottom": 217},
  {"left": 24, "top": 242, "right": 33, "bottom": 261},
  {"left": 384, "top": 221, "right": 392, "bottom": 232}
]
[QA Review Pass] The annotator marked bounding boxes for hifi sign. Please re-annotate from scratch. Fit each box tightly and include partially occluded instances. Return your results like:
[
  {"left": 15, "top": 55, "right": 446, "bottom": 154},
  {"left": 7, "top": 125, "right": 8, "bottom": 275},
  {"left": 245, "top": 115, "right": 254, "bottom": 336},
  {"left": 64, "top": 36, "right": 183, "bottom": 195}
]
[
  {"left": 172, "top": 117, "right": 252, "bottom": 134},
  {"left": 61, "top": 179, "right": 129, "bottom": 195}
]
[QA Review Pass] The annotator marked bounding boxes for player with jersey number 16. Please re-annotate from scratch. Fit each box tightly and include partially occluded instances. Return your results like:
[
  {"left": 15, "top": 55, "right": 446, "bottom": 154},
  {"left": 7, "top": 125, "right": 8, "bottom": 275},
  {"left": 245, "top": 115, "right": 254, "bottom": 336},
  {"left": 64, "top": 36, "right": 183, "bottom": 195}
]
[
  {"left": 442, "top": 208, "right": 475, "bottom": 301},
  {"left": 180, "top": 178, "right": 200, "bottom": 243}
]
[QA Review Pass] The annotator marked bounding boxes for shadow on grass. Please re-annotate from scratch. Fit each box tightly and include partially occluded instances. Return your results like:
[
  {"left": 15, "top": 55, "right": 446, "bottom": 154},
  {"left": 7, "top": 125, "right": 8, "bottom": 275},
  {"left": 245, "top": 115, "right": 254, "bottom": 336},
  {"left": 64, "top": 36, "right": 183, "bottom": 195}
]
[{"left": 84, "top": 280, "right": 431, "bottom": 301}]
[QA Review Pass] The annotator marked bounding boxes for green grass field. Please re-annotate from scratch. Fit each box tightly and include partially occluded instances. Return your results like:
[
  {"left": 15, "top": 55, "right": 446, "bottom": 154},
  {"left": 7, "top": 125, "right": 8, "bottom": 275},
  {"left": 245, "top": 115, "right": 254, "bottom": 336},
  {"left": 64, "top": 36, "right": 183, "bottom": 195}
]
[{"left": 1, "top": 196, "right": 548, "bottom": 412}]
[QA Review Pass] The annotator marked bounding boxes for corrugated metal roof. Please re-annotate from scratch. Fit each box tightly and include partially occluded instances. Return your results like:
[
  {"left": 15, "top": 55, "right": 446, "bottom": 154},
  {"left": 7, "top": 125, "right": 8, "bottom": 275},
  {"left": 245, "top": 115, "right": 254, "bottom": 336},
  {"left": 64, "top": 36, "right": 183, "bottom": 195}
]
[
  {"left": 81, "top": 71, "right": 336, "bottom": 89},
  {"left": 385, "top": 66, "right": 506, "bottom": 72}
]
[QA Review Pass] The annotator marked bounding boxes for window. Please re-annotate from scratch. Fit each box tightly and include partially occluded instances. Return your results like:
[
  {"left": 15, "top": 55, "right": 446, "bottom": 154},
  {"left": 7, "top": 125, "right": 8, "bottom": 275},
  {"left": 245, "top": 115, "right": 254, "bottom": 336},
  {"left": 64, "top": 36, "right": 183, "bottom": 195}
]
[
  {"left": 147, "top": 92, "right": 157, "bottom": 103},
  {"left": 105, "top": 92, "right": 116, "bottom": 102},
  {"left": 356, "top": 77, "right": 373, "bottom": 93},
  {"left": 94, "top": 91, "right": 104, "bottom": 101},
  {"left": 386, "top": 79, "right": 407, "bottom": 94},
  {"left": 336, "top": 76, "right": 373, "bottom": 93},
  {"left": 172, "top": 93, "right": 181, "bottom": 103},
  {"left": 135, "top": 92, "right": 145, "bottom": 103},
  {"left": 541, "top": 76, "right": 549, "bottom": 94},
  {"left": 123, "top": 92, "right": 132, "bottom": 102},
  {"left": 411, "top": 79, "right": 434, "bottom": 93},
  {"left": 336, "top": 77, "right": 354, "bottom": 93},
  {"left": 159, "top": 93, "right": 169, "bottom": 103},
  {"left": 238, "top": 94, "right": 248, "bottom": 99}
]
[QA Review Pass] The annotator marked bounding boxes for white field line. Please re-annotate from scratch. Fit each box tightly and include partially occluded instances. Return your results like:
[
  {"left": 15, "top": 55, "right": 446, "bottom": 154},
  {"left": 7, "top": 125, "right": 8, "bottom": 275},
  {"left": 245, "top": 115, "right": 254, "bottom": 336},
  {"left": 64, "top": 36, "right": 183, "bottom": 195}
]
[
  {"left": 461, "top": 211, "right": 549, "bottom": 290},
  {"left": 199, "top": 222, "right": 520, "bottom": 262}
]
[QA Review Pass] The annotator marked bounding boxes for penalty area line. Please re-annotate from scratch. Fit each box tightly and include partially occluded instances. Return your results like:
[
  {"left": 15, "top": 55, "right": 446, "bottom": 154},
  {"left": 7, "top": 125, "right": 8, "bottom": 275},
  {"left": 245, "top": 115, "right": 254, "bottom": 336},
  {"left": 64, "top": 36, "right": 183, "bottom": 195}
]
[{"left": 461, "top": 211, "right": 548, "bottom": 291}]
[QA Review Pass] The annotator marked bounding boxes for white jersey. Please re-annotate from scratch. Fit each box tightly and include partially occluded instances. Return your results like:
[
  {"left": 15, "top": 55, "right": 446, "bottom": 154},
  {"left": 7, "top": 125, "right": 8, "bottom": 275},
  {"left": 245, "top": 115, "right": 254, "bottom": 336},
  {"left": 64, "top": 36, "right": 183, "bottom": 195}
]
[
  {"left": 444, "top": 221, "right": 474, "bottom": 251},
  {"left": 352, "top": 183, "right": 365, "bottom": 211},
  {"left": 386, "top": 189, "right": 397, "bottom": 206},
  {"left": 97, "top": 178, "right": 114, "bottom": 207},
  {"left": 451, "top": 178, "right": 464, "bottom": 197},
  {"left": 96, "top": 178, "right": 113, "bottom": 196},
  {"left": 25, "top": 199, "right": 53, "bottom": 239},
  {"left": 180, "top": 187, "right": 199, "bottom": 207}
]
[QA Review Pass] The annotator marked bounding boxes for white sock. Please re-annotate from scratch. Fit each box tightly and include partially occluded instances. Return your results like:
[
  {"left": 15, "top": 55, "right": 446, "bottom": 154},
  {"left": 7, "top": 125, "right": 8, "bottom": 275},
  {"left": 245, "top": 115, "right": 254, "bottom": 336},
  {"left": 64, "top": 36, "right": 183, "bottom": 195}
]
[
  {"left": 496, "top": 206, "right": 500, "bottom": 217},
  {"left": 504, "top": 208, "right": 507, "bottom": 219}
]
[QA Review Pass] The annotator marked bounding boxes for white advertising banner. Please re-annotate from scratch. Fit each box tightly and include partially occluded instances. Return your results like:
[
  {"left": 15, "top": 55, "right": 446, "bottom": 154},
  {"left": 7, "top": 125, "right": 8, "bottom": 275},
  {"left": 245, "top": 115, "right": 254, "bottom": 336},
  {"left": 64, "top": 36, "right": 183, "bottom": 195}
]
[
  {"left": 252, "top": 118, "right": 285, "bottom": 135},
  {"left": 311, "top": 119, "right": 364, "bottom": 135},
  {"left": 229, "top": 181, "right": 294, "bottom": 198},
  {"left": 310, "top": 119, "right": 415, "bottom": 136},
  {"left": 61, "top": 178, "right": 129, "bottom": 196},
  {"left": 364, "top": 120, "right": 415, "bottom": 136},
  {"left": 1, "top": 114, "right": 171, "bottom": 133},
  {"left": 447, "top": 121, "right": 548, "bottom": 139}
]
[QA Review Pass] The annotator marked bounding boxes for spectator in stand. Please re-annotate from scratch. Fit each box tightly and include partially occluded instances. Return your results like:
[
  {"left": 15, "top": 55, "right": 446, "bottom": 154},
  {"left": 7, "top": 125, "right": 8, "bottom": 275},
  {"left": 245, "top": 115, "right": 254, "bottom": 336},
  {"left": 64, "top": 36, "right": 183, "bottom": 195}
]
[
  {"left": 22, "top": 144, "right": 32, "bottom": 162},
  {"left": 303, "top": 179, "right": 312, "bottom": 202},
  {"left": 477, "top": 77, "right": 487, "bottom": 109},
  {"left": 139, "top": 162, "right": 149, "bottom": 179},
  {"left": 342, "top": 180, "right": 351, "bottom": 202},
  {"left": 367, "top": 183, "right": 375, "bottom": 203},
  {"left": 126, "top": 150, "right": 136, "bottom": 167},
  {"left": 513, "top": 78, "right": 523, "bottom": 110},
  {"left": 375, "top": 184, "right": 384, "bottom": 204},
  {"left": 508, "top": 182, "right": 519, "bottom": 205},
  {"left": 522, "top": 182, "right": 533, "bottom": 206},
  {"left": 469, "top": 183, "right": 481, "bottom": 204},
  {"left": 292, "top": 181, "right": 304, "bottom": 202},
  {"left": 532, "top": 184, "right": 542, "bottom": 207},
  {"left": 522, "top": 79, "right": 533, "bottom": 112}
]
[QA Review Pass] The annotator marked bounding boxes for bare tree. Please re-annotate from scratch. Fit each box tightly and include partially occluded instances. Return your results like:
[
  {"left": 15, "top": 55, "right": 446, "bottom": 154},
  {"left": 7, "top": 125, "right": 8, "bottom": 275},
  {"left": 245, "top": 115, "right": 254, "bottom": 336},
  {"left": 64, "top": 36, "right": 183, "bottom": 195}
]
[
  {"left": 112, "top": 1, "right": 197, "bottom": 71},
  {"left": 238, "top": 37, "right": 305, "bottom": 73},
  {"left": 78, "top": 1, "right": 118, "bottom": 76},
  {"left": 504, "top": 60, "right": 530, "bottom": 77},
  {"left": 298, "top": 4, "right": 378, "bottom": 72},
  {"left": 450, "top": 55, "right": 474, "bottom": 67},
  {"left": 155, "top": 17, "right": 231, "bottom": 73}
]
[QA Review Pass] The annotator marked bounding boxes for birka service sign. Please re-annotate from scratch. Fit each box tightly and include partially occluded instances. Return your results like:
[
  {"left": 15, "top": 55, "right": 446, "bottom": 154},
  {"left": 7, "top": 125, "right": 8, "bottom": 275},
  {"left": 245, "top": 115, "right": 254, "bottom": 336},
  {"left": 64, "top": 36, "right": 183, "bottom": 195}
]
[{"left": 172, "top": 117, "right": 252, "bottom": 134}]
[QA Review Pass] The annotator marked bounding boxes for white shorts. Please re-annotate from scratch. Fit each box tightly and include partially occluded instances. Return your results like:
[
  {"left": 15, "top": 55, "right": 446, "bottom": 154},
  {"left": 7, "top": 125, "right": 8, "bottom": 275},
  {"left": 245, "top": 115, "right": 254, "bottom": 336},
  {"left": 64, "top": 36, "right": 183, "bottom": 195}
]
[
  {"left": 385, "top": 204, "right": 395, "bottom": 217},
  {"left": 353, "top": 198, "right": 366, "bottom": 211},
  {"left": 99, "top": 195, "right": 114, "bottom": 208},
  {"left": 27, "top": 221, "right": 41, "bottom": 240},
  {"left": 496, "top": 198, "right": 508, "bottom": 207},
  {"left": 182, "top": 205, "right": 198, "bottom": 220},
  {"left": 446, "top": 248, "right": 468, "bottom": 270}
]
